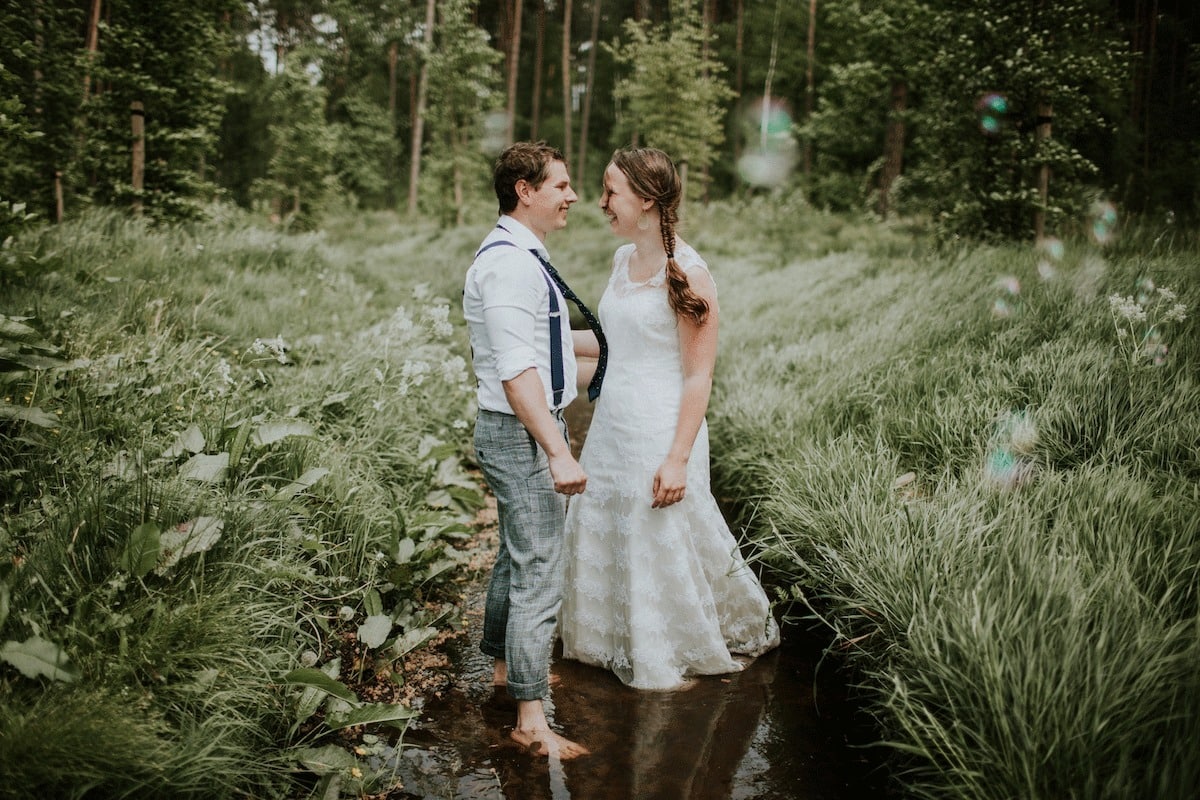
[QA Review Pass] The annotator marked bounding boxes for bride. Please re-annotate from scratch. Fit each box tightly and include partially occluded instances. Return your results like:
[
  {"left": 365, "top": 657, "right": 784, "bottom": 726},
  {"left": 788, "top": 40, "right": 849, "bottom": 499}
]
[{"left": 560, "top": 147, "right": 780, "bottom": 690}]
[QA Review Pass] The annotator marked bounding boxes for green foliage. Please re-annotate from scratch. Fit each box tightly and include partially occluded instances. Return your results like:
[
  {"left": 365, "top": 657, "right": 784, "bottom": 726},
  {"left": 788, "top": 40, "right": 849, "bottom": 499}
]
[
  {"left": 697, "top": 207, "right": 1199, "bottom": 798},
  {"left": 608, "top": 0, "right": 735, "bottom": 189},
  {"left": 0, "top": 207, "right": 483, "bottom": 798},
  {"left": 810, "top": 0, "right": 1129, "bottom": 239},
  {"left": 332, "top": 92, "right": 398, "bottom": 208},
  {"left": 255, "top": 57, "right": 340, "bottom": 229},
  {"left": 420, "top": 0, "right": 502, "bottom": 226}
]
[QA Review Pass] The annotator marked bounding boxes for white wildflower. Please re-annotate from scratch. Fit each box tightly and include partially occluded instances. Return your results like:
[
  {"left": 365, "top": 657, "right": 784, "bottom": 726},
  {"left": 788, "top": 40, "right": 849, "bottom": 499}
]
[{"left": 402, "top": 360, "right": 431, "bottom": 386}]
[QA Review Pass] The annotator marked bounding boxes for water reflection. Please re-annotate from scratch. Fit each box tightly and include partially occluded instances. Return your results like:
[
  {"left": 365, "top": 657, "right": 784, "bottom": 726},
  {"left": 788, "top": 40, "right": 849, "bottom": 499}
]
[{"left": 395, "top": 621, "right": 882, "bottom": 799}]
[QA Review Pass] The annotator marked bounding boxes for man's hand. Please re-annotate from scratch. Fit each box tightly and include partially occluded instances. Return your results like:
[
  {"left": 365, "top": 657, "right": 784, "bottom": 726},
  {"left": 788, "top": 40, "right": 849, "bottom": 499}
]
[{"left": 549, "top": 452, "right": 587, "bottom": 495}]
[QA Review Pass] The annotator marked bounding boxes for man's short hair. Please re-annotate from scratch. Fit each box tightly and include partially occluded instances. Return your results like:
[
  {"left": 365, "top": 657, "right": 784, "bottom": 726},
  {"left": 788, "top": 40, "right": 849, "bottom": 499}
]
[{"left": 493, "top": 141, "right": 565, "bottom": 214}]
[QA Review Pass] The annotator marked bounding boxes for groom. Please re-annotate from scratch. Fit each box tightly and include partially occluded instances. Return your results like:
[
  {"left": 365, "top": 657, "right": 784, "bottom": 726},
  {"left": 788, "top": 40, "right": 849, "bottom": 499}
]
[{"left": 462, "top": 141, "right": 592, "bottom": 759}]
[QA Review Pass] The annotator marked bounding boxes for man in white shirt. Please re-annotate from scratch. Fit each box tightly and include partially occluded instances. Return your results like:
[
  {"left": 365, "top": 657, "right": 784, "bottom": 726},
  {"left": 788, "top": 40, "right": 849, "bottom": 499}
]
[{"left": 463, "top": 141, "right": 590, "bottom": 759}]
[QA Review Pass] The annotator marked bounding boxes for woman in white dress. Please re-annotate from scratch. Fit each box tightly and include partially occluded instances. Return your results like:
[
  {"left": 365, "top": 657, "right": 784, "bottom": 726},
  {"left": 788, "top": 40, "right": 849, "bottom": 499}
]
[{"left": 561, "top": 147, "right": 780, "bottom": 690}]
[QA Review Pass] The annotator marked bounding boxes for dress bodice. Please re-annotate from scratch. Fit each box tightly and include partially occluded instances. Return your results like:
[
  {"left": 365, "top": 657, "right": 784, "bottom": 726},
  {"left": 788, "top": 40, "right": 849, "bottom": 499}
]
[{"left": 597, "top": 242, "right": 712, "bottom": 395}]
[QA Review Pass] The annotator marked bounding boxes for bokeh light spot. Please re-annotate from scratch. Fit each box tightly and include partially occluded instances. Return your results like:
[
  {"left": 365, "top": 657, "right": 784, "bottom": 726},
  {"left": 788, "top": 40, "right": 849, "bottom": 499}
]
[
  {"left": 976, "top": 93, "right": 1009, "bottom": 135},
  {"left": 737, "top": 97, "right": 798, "bottom": 188},
  {"left": 1089, "top": 200, "right": 1119, "bottom": 245}
]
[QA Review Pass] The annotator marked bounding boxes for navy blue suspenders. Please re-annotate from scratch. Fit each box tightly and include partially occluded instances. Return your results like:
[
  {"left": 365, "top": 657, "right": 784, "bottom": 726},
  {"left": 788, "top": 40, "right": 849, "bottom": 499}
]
[{"left": 472, "top": 239, "right": 568, "bottom": 408}]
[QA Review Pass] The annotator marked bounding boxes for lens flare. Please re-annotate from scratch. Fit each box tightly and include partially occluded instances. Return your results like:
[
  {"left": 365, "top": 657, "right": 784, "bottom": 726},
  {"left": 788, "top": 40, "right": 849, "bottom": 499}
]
[
  {"left": 991, "top": 275, "right": 1021, "bottom": 319},
  {"left": 976, "top": 93, "right": 1009, "bottom": 135},
  {"left": 1089, "top": 200, "right": 1119, "bottom": 245},
  {"left": 1135, "top": 276, "right": 1156, "bottom": 305},
  {"left": 481, "top": 111, "right": 508, "bottom": 155},
  {"left": 737, "top": 97, "right": 798, "bottom": 188}
]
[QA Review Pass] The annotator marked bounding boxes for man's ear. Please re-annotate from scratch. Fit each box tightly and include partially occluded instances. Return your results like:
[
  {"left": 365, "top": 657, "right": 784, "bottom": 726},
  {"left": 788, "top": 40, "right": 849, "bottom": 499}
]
[{"left": 515, "top": 179, "right": 532, "bottom": 205}]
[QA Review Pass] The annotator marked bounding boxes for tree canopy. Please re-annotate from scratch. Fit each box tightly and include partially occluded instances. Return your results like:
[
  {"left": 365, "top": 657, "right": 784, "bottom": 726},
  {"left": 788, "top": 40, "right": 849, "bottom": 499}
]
[{"left": 0, "top": 0, "right": 1196, "bottom": 238}]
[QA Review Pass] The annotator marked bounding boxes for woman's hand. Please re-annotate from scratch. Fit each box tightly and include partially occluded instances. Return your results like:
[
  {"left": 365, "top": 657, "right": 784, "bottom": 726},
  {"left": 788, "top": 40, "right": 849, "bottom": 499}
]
[{"left": 652, "top": 458, "right": 688, "bottom": 508}]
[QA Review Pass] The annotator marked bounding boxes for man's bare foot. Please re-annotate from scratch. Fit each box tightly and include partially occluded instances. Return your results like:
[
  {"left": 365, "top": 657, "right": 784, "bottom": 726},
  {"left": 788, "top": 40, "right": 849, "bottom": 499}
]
[{"left": 510, "top": 727, "right": 590, "bottom": 759}]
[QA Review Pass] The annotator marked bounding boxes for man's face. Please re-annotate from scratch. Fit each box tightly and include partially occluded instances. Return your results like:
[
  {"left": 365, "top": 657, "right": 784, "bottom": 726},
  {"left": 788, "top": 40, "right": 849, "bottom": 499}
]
[{"left": 520, "top": 159, "right": 578, "bottom": 239}]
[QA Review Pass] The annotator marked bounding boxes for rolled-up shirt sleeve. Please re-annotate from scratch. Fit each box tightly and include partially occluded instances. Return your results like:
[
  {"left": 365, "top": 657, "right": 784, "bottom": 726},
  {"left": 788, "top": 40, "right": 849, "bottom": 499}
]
[{"left": 476, "top": 258, "right": 544, "bottom": 382}]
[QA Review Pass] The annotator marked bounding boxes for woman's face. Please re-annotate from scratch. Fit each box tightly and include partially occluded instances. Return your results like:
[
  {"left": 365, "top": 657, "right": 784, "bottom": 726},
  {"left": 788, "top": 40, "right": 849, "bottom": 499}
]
[{"left": 599, "top": 162, "right": 649, "bottom": 239}]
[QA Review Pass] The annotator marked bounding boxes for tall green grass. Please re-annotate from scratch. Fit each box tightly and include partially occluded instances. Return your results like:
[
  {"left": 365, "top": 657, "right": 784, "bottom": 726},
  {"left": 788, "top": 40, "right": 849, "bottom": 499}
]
[
  {"left": 0, "top": 207, "right": 486, "bottom": 798},
  {"left": 695, "top": 208, "right": 1200, "bottom": 798}
]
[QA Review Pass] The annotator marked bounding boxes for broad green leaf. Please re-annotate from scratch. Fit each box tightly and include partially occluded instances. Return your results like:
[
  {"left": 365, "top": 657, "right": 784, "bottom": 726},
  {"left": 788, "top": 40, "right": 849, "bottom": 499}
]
[
  {"left": 446, "top": 484, "right": 486, "bottom": 511},
  {"left": 425, "top": 488, "right": 451, "bottom": 508},
  {"left": 119, "top": 522, "right": 161, "bottom": 578},
  {"left": 163, "top": 424, "right": 206, "bottom": 458},
  {"left": 356, "top": 614, "right": 392, "bottom": 649},
  {"left": 435, "top": 455, "right": 478, "bottom": 490},
  {"left": 273, "top": 467, "right": 330, "bottom": 500},
  {"left": 227, "top": 420, "right": 252, "bottom": 466},
  {"left": 392, "top": 626, "right": 438, "bottom": 657},
  {"left": 0, "top": 315, "right": 41, "bottom": 343},
  {"left": 1, "top": 352, "right": 66, "bottom": 370},
  {"left": 179, "top": 452, "right": 229, "bottom": 483},
  {"left": 155, "top": 516, "right": 223, "bottom": 574},
  {"left": 252, "top": 419, "right": 315, "bottom": 446},
  {"left": 293, "top": 745, "right": 358, "bottom": 774},
  {"left": 326, "top": 702, "right": 418, "bottom": 731},
  {"left": 363, "top": 589, "right": 383, "bottom": 618},
  {"left": 392, "top": 536, "right": 416, "bottom": 563},
  {"left": 0, "top": 403, "right": 58, "bottom": 428},
  {"left": 282, "top": 668, "right": 358, "bottom": 704},
  {"left": 0, "top": 636, "right": 79, "bottom": 682}
]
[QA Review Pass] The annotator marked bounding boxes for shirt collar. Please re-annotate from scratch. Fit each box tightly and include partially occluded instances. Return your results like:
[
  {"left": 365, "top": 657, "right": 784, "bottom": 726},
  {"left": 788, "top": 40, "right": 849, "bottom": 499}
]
[{"left": 496, "top": 215, "right": 547, "bottom": 256}]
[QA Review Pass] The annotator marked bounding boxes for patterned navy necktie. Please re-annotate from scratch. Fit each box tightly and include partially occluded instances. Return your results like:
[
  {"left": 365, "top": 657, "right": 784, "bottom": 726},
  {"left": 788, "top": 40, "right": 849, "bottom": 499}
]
[{"left": 529, "top": 250, "right": 608, "bottom": 402}]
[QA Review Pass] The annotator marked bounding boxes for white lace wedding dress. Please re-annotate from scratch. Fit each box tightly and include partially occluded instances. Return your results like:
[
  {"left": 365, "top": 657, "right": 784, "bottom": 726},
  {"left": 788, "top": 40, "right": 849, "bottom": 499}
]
[{"left": 560, "top": 242, "right": 780, "bottom": 690}]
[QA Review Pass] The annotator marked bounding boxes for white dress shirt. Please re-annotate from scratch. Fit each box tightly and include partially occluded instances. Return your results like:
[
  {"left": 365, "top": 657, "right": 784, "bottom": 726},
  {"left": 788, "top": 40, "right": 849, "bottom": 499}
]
[{"left": 463, "top": 215, "right": 578, "bottom": 414}]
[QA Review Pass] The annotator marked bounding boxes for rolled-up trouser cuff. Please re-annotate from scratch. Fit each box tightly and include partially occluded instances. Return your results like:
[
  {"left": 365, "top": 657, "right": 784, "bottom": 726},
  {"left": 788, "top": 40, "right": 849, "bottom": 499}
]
[
  {"left": 506, "top": 675, "right": 550, "bottom": 701},
  {"left": 480, "top": 638, "right": 505, "bottom": 660}
]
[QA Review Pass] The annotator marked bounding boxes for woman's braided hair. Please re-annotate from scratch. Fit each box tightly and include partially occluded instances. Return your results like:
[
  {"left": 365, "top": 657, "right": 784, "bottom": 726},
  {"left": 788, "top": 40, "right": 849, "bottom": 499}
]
[{"left": 611, "top": 147, "right": 709, "bottom": 325}]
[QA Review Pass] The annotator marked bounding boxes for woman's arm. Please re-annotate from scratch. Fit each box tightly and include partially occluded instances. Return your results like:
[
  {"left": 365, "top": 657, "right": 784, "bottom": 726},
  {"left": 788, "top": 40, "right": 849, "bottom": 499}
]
[
  {"left": 652, "top": 267, "right": 719, "bottom": 508},
  {"left": 572, "top": 329, "right": 600, "bottom": 358}
]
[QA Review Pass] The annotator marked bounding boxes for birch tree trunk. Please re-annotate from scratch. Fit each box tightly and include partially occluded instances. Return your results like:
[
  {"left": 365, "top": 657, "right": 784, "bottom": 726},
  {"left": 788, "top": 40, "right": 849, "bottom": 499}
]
[{"left": 407, "top": 0, "right": 436, "bottom": 216}]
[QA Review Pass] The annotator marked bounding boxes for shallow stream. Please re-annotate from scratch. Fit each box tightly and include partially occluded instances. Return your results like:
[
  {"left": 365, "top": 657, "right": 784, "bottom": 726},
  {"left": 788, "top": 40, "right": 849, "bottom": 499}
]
[{"left": 381, "top": 401, "right": 887, "bottom": 799}]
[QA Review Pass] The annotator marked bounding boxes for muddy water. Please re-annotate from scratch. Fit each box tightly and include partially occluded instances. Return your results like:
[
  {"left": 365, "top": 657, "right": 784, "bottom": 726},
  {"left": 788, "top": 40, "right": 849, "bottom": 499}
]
[{"left": 386, "top": 399, "right": 886, "bottom": 799}]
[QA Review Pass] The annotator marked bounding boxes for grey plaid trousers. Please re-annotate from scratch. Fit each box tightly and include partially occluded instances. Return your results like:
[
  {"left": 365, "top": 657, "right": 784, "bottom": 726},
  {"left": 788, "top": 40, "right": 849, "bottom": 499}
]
[{"left": 473, "top": 409, "right": 569, "bottom": 700}]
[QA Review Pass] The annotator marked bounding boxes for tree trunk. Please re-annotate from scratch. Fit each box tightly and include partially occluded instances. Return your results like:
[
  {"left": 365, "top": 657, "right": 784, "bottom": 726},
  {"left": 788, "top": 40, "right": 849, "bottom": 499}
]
[
  {"left": 1142, "top": 0, "right": 1158, "bottom": 182},
  {"left": 876, "top": 78, "right": 906, "bottom": 218},
  {"left": 561, "top": 0, "right": 574, "bottom": 171},
  {"left": 504, "top": 0, "right": 523, "bottom": 145},
  {"left": 82, "top": 0, "right": 102, "bottom": 102},
  {"left": 1034, "top": 102, "right": 1053, "bottom": 241},
  {"left": 455, "top": 133, "right": 466, "bottom": 226},
  {"left": 531, "top": 1, "right": 545, "bottom": 139},
  {"left": 131, "top": 101, "right": 145, "bottom": 215},
  {"left": 804, "top": 0, "right": 817, "bottom": 176},
  {"left": 733, "top": 0, "right": 744, "bottom": 165},
  {"left": 388, "top": 40, "right": 399, "bottom": 124},
  {"left": 407, "top": 0, "right": 436, "bottom": 217},
  {"left": 577, "top": 0, "right": 602, "bottom": 192}
]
